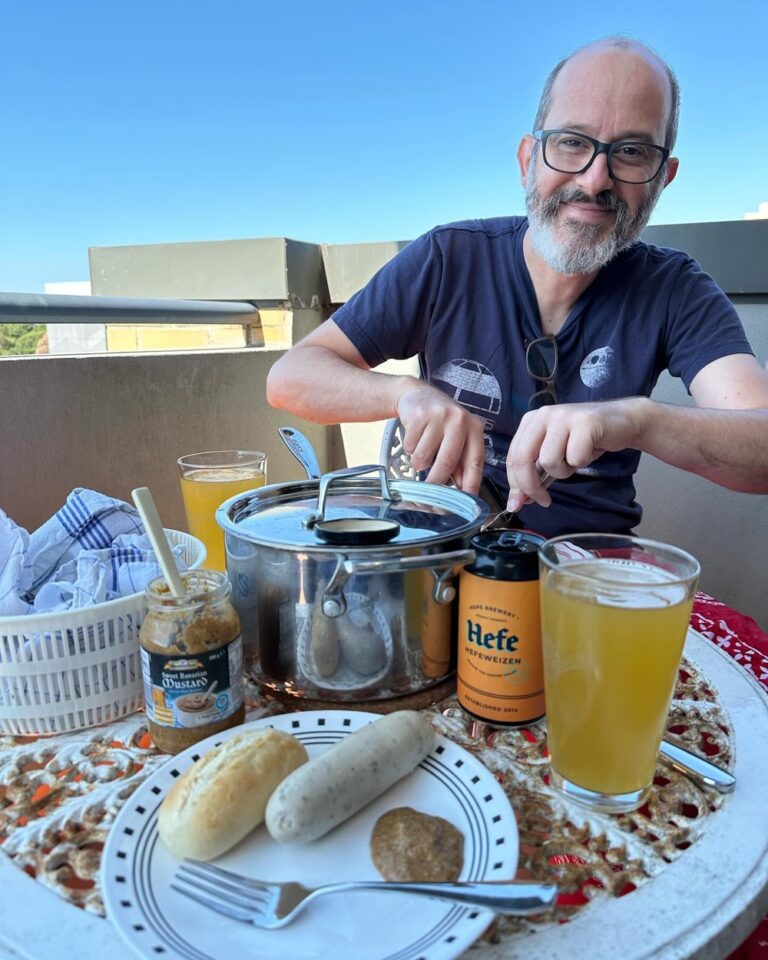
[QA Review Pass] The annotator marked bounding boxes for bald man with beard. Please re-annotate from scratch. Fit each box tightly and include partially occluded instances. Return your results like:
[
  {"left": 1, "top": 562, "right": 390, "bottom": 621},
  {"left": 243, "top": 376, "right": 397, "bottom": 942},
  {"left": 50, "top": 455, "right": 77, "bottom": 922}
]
[{"left": 267, "top": 36, "right": 768, "bottom": 537}]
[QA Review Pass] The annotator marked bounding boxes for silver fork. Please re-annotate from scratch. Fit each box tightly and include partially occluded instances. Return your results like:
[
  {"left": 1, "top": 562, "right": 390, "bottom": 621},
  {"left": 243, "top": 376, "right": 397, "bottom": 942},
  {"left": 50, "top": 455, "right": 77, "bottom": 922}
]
[{"left": 172, "top": 859, "right": 558, "bottom": 929}]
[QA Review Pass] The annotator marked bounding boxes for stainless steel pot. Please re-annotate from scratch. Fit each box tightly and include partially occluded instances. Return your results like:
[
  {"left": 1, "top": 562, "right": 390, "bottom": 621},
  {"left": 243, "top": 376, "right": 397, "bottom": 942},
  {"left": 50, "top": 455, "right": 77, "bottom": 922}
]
[{"left": 216, "top": 464, "right": 489, "bottom": 702}]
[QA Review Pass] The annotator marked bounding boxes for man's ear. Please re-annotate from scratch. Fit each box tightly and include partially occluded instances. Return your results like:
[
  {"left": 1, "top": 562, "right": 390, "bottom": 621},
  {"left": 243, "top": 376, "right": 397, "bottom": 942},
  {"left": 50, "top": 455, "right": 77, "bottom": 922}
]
[
  {"left": 663, "top": 155, "right": 679, "bottom": 188},
  {"left": 517, "top": 135, "right": 536, "bottom": 187}
]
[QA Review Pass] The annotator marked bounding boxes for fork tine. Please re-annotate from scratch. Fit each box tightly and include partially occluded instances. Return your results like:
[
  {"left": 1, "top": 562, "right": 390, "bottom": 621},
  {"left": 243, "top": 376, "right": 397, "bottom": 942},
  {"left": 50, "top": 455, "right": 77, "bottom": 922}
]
[
  {"left": 177, "top": 867, "right": 272, "bottom": 911},
  {"left": 181, "top": 859, "right": 273, "bottom": 893},
  {"left": 175, "top": 871, "right": 266, "bottom": 910},
  {"left": 170, "top": 881, "right": 256, "bottom": 923}
]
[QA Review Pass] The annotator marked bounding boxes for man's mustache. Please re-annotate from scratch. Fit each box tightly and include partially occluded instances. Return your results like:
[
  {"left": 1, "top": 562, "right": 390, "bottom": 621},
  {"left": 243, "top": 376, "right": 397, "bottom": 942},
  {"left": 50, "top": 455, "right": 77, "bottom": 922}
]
[{"left": 543, "top": 187, "right": 625, "bottom": 214}]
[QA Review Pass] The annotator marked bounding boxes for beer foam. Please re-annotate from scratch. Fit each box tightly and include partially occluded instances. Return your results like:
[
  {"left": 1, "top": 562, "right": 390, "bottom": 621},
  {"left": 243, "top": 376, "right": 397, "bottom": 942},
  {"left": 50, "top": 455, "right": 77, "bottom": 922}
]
[
  {"left": 187, "top": 467, "right": 263, "bottom": 483},
  {"left": 551, "top": 559, "right": 688, "bottom": 608}
]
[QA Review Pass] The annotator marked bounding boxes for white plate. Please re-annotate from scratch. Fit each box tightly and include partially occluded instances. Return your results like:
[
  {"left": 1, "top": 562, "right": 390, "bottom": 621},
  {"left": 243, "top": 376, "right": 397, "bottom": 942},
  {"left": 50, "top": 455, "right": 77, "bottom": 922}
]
[{"left": 101, "top": 709, "right": 519, "bottom": 960}]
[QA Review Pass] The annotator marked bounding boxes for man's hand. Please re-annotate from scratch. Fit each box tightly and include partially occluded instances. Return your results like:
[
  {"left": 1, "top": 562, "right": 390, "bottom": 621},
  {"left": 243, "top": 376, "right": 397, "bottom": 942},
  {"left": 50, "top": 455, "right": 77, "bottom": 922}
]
[
  {"left": 396, "top": 382, "right": 486, "bottom": 493},
  {"left": 506, "top": 398, "right": 648, "bottom": 509}
]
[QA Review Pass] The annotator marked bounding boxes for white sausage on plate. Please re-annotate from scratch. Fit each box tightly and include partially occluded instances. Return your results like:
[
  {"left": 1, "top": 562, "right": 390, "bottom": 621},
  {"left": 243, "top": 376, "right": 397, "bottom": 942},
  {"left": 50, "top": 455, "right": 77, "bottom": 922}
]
[{"left": 265, "top": 710, "right": 435, "bottom": 843}]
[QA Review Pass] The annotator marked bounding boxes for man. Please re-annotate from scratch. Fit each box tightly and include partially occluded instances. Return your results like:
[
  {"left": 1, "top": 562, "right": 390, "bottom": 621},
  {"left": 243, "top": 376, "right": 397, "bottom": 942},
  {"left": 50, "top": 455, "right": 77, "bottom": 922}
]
[{"left": 267, "top": 36, "right": 768, "bottom": 537}]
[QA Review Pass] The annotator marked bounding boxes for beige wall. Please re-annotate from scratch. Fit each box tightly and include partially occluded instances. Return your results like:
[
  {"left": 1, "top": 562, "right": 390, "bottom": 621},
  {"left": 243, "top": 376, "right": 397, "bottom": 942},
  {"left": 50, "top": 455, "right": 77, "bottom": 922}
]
[
  {"left": 635, "top": 302, "right": 768, "bottom": 627},
  {"left": 0, "top": 349, "right": 345, "bottom": 534}
]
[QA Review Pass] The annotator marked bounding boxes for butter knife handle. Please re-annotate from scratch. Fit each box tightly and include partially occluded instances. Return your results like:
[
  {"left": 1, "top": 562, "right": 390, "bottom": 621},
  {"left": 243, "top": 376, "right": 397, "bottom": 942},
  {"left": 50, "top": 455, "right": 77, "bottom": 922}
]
[{"left": 659, "top": 740, "right": 736, "bottom": 794}]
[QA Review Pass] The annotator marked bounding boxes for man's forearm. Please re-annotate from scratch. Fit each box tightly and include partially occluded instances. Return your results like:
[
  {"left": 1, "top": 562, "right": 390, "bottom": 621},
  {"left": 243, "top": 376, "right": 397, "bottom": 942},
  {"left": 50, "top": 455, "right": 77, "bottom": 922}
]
[
  {"left": 635, "top": 398, "right": 768, "bottom": 493},
  {"left": 266, "top": 345, "right": 416, "bottom": 424}
]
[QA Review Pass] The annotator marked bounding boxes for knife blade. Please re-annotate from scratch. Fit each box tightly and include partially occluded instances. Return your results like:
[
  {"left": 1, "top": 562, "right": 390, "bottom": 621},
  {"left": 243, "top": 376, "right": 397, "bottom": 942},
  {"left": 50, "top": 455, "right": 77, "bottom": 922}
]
[{"left": 659, "top": 738, "right": 736, "bottom": 793}]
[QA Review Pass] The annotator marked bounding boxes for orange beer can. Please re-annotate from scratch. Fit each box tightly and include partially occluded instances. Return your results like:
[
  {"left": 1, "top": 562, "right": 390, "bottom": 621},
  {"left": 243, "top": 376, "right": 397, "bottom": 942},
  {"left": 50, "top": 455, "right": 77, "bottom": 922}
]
[{"left": 457, "top": 530, "right": 545, "bottom": 727}]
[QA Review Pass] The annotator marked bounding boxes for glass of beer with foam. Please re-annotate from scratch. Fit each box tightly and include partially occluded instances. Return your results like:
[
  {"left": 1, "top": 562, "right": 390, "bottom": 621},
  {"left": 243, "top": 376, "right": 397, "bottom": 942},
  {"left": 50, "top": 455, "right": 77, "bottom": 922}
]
[
  {"left": 538, "top": 534, "right": 700, "bottom": 814},
  {"left": 178, "top": 450, "right": 267, "bottom": 571}
]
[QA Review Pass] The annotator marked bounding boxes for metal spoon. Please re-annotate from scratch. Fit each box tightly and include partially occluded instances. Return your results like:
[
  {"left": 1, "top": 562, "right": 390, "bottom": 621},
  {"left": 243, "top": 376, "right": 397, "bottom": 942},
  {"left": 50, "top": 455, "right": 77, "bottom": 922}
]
[{"left": 279, "top": 425, "right": 322, "bottom": 480}]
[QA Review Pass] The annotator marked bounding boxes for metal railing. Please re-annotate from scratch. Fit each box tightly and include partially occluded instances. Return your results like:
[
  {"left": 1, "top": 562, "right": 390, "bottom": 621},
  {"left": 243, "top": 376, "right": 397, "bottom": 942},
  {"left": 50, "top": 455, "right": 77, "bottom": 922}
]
[{"left": 0, "top": 292, "right": 264, "bottom": 346}]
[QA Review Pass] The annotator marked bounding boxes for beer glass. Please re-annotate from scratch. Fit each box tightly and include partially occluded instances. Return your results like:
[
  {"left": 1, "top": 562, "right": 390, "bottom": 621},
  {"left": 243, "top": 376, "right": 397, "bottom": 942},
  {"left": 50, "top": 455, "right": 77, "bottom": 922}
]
[
  {"left": 538, "top": 534, "right": 700, "bottom": 813},
  {"left": 178, "top": 450, "right": 267, "bottom": 571}
]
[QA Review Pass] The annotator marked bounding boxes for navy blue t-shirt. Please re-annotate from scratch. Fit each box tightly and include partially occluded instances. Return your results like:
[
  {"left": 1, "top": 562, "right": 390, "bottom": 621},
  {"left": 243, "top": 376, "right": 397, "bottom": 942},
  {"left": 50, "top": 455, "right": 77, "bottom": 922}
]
[{"left": 331, "top": 217, "right": 753, "bottom": 536}]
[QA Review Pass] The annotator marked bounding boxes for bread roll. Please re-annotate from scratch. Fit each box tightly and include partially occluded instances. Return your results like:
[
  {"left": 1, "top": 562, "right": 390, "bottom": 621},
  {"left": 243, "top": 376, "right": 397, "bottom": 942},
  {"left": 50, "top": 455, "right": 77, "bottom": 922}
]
[{"left": 158, "top": 726, "right": 308, "bottom": 860}]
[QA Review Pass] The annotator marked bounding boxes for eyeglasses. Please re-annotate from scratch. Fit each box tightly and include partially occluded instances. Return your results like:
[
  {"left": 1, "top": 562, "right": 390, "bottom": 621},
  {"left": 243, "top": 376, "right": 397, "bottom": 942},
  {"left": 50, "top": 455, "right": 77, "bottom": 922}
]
[
  {"left": 533, "top": 129, "right": 670, "bottom": 184},
  {"left": 526, "top": 335, "right": 558, "bottom": 410}
]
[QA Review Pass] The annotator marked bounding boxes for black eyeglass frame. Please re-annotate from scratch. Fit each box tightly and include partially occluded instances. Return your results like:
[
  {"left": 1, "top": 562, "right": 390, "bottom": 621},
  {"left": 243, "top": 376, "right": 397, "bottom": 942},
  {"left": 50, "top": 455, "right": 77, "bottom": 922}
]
[
  {"left": 532, "top": 129, "right": 671, "bottom": 184},
  {"left": 525, "top": 335, "right": 559, "bottom": 410}
]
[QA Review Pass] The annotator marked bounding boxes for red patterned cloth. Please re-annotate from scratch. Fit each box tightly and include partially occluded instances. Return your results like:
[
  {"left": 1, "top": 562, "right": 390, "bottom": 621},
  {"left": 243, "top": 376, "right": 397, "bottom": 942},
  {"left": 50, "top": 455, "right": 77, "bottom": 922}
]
[{"left": 692, "top": 592, "right": 768, "bottom": 960}]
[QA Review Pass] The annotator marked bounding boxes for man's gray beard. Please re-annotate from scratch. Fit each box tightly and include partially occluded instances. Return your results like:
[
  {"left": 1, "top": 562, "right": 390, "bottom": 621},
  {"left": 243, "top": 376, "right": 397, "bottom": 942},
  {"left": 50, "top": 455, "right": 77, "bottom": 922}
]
[{"left": 525, "top": 160, "right": 665, "bottom": 275}]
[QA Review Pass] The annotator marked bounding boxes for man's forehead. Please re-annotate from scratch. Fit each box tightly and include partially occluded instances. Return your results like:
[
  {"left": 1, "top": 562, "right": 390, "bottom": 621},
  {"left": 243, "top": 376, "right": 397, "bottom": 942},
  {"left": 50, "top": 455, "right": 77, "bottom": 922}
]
[{"left": 545, "top": 44, "right": 671, "bottom": 138}]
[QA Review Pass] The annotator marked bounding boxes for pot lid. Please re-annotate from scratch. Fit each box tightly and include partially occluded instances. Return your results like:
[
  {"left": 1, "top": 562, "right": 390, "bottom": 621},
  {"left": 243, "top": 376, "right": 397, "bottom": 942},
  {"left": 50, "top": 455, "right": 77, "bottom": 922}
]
[{"left": 216, "top": 465, "right": 489, "bottom": 551}]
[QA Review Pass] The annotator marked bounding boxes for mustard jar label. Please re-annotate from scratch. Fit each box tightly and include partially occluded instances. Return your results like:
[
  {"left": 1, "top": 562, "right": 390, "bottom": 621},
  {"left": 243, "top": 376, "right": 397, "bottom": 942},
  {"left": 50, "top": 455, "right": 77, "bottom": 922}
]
[{"left": 140, "top": 637, "right": 244, "bottom": 730}]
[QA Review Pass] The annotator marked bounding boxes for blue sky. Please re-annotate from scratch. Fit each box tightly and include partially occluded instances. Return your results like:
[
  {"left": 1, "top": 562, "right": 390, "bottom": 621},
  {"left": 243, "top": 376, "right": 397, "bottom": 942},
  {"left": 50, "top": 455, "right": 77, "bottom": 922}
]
[{"left": 1, "top": 0, "right": 766, "bottom": 293}]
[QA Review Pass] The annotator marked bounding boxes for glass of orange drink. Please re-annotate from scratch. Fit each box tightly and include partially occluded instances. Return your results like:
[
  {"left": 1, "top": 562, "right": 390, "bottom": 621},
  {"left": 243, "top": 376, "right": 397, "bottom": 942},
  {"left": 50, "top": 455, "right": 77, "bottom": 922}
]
[
  {"left": 177, "top": 450, "right": 267, "bottom": 571},
  {"left": 538, "top": 534, "right": 700, "bottom": 814}
]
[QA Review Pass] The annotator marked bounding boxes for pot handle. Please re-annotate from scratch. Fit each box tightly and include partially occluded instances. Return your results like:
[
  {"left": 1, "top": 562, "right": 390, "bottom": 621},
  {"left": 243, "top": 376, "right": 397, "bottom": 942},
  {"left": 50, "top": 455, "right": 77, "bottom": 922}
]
[
  {"left": 321, "top": 548, "right": 476, "bottom": 617},
  {"left": 304, "top": 464, "right": 401, "bottom": 529}
]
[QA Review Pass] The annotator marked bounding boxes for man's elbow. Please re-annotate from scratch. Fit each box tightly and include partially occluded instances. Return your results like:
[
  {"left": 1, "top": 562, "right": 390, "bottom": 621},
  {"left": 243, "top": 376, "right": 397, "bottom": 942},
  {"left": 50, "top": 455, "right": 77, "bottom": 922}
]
[{"left": 265, "top": 357, "right": 293, "bottom": 411}]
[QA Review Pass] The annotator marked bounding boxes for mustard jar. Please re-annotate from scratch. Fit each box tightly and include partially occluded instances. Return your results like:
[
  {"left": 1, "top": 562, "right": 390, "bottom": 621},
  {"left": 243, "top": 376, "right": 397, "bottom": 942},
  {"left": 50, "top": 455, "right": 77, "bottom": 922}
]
[{"left": 139, "top": 570, "right": 244, "bottom": 754}]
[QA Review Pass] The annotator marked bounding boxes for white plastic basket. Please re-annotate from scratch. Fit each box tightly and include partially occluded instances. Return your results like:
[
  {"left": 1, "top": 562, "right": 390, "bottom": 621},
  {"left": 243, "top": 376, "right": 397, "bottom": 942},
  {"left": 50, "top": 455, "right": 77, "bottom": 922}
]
[{"left": 0, "top": 529, "right": 206, "bottom": 736}]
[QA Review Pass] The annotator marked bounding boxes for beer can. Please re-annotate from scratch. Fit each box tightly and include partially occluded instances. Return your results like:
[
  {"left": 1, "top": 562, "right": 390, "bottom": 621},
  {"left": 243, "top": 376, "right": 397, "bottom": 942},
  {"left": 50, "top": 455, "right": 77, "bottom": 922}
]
[{"left": 457, "top": 530, "right": 545, "bottom": 727}]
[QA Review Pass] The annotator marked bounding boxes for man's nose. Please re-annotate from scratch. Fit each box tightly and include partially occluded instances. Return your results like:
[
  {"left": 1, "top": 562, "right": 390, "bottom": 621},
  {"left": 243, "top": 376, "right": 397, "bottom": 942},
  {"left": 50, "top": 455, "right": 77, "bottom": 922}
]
[{"left": 574, "top": 151, "right": 614, "bottom": 195}]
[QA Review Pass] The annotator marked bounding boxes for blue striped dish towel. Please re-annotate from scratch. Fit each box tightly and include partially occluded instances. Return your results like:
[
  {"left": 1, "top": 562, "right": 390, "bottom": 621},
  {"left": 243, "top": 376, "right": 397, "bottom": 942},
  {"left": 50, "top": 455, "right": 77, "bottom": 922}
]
[
  {"left": 27, "top": 488, "right": 145, "bottom": 593},
  {"left": 0, "top": 489, "right": 189, "bottom": 617}
]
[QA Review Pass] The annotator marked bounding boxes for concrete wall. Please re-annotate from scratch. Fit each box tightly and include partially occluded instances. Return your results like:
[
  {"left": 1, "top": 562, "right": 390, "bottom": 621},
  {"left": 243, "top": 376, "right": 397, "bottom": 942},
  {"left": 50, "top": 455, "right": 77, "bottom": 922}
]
[
  {"left": 619, "top": 223, "right": 768, "bottom": 627},
  {"left": 634, "top": 302, "right": 768, "bottom": 626},
  {"left": 322, "top": 240, "right": 411, "bottom": 303},
  {"left": 89, "top": 236, "right": 328, "bottom": 307},
  {"left": 0, "top": 349, "right": 345, "bottom": 534}
]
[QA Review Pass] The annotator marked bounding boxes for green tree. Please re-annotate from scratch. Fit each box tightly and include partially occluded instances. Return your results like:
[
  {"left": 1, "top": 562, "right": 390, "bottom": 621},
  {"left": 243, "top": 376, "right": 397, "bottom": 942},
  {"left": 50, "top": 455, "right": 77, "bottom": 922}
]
[{"left": 0, "top": 323, "right": 47, "bottom": 356}]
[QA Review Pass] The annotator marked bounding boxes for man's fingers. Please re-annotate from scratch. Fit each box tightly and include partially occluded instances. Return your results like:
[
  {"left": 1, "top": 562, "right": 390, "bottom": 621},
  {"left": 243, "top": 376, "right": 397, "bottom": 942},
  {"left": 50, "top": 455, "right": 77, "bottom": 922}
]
[
  {"left": 455, "top": 458, "right": 485, "bottom": 495},
  {"left": 507, "top": 414, "right": 553, "bottom": 508},
  {"left": 536, "top": 423, "right": 573, "bottom": 480},
  {"left": 507, "top": 453, "right": 553, "bottom": 507},
  {"left": 397, "top": 385, "right": 486, "bottom": 492},
  {"left": 424, "top": 430, "right": 476, "bottom": 486},
  {"left": 565, "top": 429, "right": 601, "bottom": 470},
  {"left": 507, "top": 468, "right": 554, "bottom": 510},
  {"left": 454, "top": 424, "right": 485, "bottom": 494},
  {"left": 424, "top": 454, "right": 457, "bottom": 487},
  {"left": 408, "top": 423, "right": 443, "bottom": 473}
]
